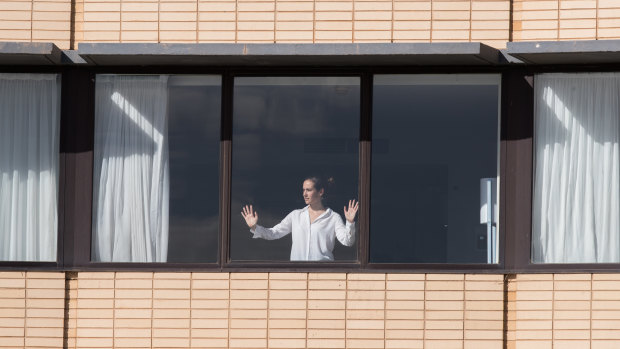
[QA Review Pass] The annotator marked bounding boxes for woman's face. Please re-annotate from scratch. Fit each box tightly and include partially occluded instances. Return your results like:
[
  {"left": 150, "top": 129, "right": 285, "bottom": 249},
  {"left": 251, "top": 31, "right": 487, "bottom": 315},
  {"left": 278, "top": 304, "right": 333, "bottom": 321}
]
[{"left": 303, "top": 180, "right": 324, "bottom": 206}]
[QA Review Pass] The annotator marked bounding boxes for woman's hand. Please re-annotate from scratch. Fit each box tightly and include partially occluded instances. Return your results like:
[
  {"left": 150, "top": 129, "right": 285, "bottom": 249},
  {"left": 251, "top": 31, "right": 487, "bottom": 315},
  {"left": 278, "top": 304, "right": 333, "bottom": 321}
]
[
  {"left": 242, "top": 205, "right": 258, "bottom": 229},
  {"left": 344, "top": 199, "right": 359, "bottom": 223}
]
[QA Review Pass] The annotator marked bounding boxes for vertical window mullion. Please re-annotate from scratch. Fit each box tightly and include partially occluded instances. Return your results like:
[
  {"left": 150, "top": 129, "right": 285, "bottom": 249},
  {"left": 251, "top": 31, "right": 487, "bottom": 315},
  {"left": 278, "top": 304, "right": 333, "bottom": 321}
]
[
  {"left": 220, "top": 72, "right": 234, "bottom": 267},
  {"left": 58, "top": 70, "right": 68, "bottom": 267},
  {"left": 500, "top": 71, "right": 534, "bottom": 271},
  {"left": 61, "top": 69, "right": 96, "bottom": 268},
  {"left": 359, "top": 72, "right": 373, "bottom": 268}
]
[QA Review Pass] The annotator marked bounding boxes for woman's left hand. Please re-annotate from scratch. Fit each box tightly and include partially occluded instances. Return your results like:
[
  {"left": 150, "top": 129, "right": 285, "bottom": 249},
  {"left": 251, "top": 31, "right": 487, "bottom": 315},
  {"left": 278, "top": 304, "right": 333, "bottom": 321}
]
[{"left": 344, "top": 199, "right": 359, "bottom": 223}]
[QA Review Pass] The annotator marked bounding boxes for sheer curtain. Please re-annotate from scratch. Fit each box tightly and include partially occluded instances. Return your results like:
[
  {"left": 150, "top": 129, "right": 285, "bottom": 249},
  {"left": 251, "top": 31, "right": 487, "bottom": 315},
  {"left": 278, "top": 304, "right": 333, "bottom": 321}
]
[
  {"left": 92, "top": 75, "right": 169, "bottom": 262},
  {"left": 532, "top": 73, "right": 620, "bottom": 263},
  {"left": 0, "top": 74, "right": 60, "bottom": 261}
]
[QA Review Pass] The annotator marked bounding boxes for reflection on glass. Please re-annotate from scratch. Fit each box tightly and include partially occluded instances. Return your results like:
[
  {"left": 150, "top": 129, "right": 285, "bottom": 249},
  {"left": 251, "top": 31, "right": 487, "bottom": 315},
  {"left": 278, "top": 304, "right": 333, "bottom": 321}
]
[
  {"left": 167, "top": 76, "right": 221, "bottom": 263},
  {"left": 231, "top": 77, "right": 360, "bottom": 261},
  {"left": 92, "top": 75, "right": 220, "bottom": 263},
  {"left": 371, "top": 74, "right": 500, "bottom": 264}
]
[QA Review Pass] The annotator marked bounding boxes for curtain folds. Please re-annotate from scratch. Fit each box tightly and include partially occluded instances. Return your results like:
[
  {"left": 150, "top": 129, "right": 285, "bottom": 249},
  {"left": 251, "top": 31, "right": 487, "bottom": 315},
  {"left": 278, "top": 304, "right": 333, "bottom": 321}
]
[
  {"left": 92, "top": 75, "right": 169, "bottom": 262},
  {"left": 0, "top": 74, "right": 60, "bottom": 261},
  {"left": 533, "top": 73, "right": 620, "bottom": 263}
]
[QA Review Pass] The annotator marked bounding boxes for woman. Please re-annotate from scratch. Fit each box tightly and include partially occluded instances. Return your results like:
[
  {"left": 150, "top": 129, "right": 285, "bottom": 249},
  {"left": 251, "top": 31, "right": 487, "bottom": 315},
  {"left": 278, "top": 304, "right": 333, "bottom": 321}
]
[{"left": 241, "top": 176, "right": 359, "bottom": 261}]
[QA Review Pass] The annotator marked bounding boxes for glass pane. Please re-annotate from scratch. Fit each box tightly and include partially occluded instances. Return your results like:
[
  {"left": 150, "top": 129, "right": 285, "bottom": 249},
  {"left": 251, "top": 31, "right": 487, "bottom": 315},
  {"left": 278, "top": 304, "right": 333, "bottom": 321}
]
[
  {"left": 92, "top": 75, "right": 220, "bottom": 263},
  {"left": 167, "top": 76, "right": 221, "bottom": 263},
  {"left": 532, "top": 73, "right": 620, "bottom": 263},
  {"left": 371, "top": 74, "right": 500, "bottom": 264},
  {"left": 0, "top": 74, "right": 60, "bottom": 262},
  {"left": 231, "top": 77, "right": 360, "bottom": 262}
]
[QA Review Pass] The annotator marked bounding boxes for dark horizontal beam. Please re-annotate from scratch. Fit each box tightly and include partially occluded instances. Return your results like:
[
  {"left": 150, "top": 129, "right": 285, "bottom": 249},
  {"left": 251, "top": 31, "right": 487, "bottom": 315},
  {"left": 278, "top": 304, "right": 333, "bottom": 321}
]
[
  {"left": 5, "top": 40, "right": 620, "bottom": 67},
  {"left": 0, "top": 41, "right": 62, "bottom": 65},
  {"left": 507, "top": 39, "right": 620, "bottom": 65},
  {"left": 76, "top": 42, "right": 501, "bottom": 66}
]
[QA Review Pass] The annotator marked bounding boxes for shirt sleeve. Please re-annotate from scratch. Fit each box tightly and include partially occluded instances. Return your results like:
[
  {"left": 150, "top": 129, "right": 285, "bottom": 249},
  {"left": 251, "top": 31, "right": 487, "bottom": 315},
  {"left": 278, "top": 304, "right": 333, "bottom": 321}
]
[
  {"left": 335, "top": 214, "right": 356, "bottom": 246},
  {"left": 250, "top": 211, "right": 294, "bottom": 240}
]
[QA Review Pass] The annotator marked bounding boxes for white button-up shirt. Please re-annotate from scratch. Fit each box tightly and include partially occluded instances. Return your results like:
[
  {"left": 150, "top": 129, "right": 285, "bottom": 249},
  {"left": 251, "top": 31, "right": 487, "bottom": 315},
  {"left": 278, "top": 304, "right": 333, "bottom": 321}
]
[{"left": 250, "top": 206, "right": 355, "bottom": 261}]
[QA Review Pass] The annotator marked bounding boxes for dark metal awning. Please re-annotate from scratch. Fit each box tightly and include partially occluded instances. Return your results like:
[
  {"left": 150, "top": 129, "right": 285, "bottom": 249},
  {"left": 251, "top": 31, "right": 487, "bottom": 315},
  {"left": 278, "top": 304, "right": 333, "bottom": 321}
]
[
  {"left": 0, "top": 42, "right": 62, "bottom": 65},
  {"left": 77, "top": 42, "right": 501, "bottom": 66},
  {"left": 506, "top": 40, "right": 620, "bottom": 65}
]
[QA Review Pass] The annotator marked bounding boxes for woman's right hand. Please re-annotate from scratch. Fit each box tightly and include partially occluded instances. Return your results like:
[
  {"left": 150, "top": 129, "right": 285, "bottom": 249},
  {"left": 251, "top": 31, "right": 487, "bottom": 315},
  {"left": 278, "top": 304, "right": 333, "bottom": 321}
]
[{"left": 241, "top": 205, "right": 258, "bottom": 230}]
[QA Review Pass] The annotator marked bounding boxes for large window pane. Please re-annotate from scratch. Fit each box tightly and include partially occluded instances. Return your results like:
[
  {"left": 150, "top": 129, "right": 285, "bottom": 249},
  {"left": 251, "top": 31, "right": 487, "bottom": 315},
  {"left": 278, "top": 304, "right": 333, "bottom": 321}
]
[
  {"left": 0, "top": 74, "right": 60, "bottom": 262},
  {"left": 371, "top": 74, "right": 500, "bottom": 264},
  {"left": 92, "top": 75, "right": 220, "bottom": 263},
  {"left": 231, "top": 77, "right": 360, "bottom": 262},
  {"left": 533, "top": 73, "right": 620, "bottom": 263}
]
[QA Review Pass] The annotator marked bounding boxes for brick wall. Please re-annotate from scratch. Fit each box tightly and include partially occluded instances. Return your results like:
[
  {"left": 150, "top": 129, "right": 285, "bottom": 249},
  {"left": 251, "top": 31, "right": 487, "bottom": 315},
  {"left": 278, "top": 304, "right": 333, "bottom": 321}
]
[
  {"left": 5, "top": 0, "right": 620, "bottom": 49},
  {"left": 513, "top": 0, "right": 620, "bottom": 41},
  {"left": 0, "top": 272, "right": 65, "bottom": 348},
  {"left": 76, "top": 0, "right": 511, "bottom": 46},
  {"left": 0, "top": 271, "right": 502, "bottom": 349},
  {"left": 504, "top": 273, "right": 620, "bottom": 349},
  {"left": 74, "top": 0, "right": 510, "bottom": 45},
  {"left": 6, "top": 272, "right": 620, "bottom": 348},
  {"left": 1, "top": 272, "right": 506, "bottom": 349},
  {"left": 0, "top": 0, "right": 71, "bottom": 49}
]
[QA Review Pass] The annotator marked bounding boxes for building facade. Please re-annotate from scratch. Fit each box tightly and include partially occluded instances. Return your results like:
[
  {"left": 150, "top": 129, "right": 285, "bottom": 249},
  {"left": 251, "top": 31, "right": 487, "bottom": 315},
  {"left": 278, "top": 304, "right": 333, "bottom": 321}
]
[{"left": 2, "top": 1, "right": 620, "bottom": 349}]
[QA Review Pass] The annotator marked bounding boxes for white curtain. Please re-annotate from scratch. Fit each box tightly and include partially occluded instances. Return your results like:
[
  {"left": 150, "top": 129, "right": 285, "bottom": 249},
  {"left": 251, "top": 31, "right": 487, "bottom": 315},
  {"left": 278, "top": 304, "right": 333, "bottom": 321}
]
[
  {"left": 92, "top": 75, "right": 169, "bottom": 262},
  {"left": 0, "top": 74, "right": 60, "bottom": 261},
  {"left": 532, "top": 73, "right": 620, "bottom": 263}
]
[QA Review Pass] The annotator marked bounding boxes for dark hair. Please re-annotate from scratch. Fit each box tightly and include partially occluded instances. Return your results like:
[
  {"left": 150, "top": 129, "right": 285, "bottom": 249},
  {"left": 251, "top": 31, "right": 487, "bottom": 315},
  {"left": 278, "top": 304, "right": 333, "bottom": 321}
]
[{"left": 304, "top": 176, "right": 335, "bottom": 199}]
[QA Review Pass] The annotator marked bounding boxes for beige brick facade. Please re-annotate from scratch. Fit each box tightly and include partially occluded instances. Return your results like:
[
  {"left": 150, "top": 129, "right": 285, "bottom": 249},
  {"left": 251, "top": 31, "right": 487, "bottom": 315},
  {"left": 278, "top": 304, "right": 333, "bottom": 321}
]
[
  {"left": 512, "top": 0, "right": 620, "bottom": 42},
  {"left": 8, "top": 271, "right": 620, "bottom": 348},
  {"left": 3, "top": 0, "right": 620, "bottom": 49}
]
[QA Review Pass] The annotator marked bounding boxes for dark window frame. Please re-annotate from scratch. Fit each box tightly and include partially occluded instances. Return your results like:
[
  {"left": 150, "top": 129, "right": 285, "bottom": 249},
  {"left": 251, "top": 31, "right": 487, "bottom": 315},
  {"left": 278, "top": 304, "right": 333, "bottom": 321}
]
[
  {"left": 225, "top": 72, "right": 364, "bottom": 265},
  {"left": 368, "top": 73, "right": 504, "bottom": 266},
  {"left": 508, "top": 64, "right": 620, "bottom": 273},
  {"left": 0, "top": 66, "right": 66, "bottom": 270},
  {"left": 16, "top": 63, "right": 620, "bottom": 273},
  {"left": 70, "top": 67, "right": 227, "bottom": 270}
]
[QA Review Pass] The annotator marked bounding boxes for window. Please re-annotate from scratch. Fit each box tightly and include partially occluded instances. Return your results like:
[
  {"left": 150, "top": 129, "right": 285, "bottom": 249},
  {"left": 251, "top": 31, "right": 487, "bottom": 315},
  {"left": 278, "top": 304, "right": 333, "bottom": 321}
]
[
  {"left": 0, "top": 73, "right": 60, "bottom": 262},
  {"left": 532, "top": 73, "right": 620, "bottom": 263},
  {"left": 91, "top": 75, "right": 221, "bottom": 263},
  {"left": 370, "top": 74, "right": 501, "bottom": 264},
  {"left": 230, "top": 76, "right": 360, "bottom": 262},
  {"left": 4, "top": 68, "right": 515, "bottom": 270}
]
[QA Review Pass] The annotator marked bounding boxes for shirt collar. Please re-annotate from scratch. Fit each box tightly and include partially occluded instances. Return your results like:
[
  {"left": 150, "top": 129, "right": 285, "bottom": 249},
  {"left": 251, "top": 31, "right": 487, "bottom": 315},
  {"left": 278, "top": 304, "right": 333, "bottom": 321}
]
[{"left": 302, "top": 206, "right": 332, "bottom": 221}]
